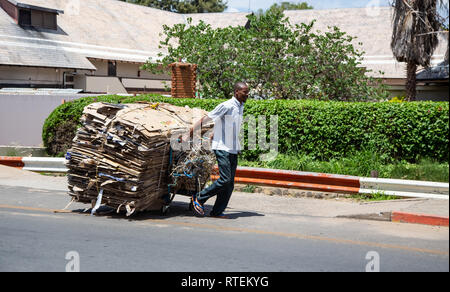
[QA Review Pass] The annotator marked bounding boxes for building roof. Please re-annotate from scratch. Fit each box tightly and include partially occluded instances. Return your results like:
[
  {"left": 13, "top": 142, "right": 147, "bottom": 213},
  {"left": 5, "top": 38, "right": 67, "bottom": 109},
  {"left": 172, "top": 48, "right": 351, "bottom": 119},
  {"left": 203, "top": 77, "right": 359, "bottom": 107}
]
[
  {"left": 0, "top": 0, "right": 448, "bottom": 77},
  {"left": 6, "top": 0, "right": 64, "bottom": 14},
  {"left": 417, "top": 60, "right": 449, "bottom": 81},
  {"left": 0, "top": 39, "right": 96, "bottom": 69}
]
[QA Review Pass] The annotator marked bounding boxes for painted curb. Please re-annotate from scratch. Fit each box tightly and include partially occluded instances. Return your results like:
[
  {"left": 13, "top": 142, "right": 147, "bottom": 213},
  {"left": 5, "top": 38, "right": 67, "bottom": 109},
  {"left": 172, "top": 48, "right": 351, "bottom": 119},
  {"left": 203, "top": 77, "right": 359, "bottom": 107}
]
[
  {"left": 360, "top": 177, "right": 449, "bottom": 200},
  {"left": 391, "top": 211, "right": 449, "bottom": 227},
  {"left": 212, "top": 166, "right": 360, "bottom": 194},
  {"left": 0, "top": 156, "right": 67, "bottom": 173},
  {"left": 339, "top": 211, "right": 449, "bottom": 227},
  {"left": 1, "top": 156, "right": 449, "bottom": 200},
  {"left": 0, "top": 156, "right": 24, "bottom": 168}
]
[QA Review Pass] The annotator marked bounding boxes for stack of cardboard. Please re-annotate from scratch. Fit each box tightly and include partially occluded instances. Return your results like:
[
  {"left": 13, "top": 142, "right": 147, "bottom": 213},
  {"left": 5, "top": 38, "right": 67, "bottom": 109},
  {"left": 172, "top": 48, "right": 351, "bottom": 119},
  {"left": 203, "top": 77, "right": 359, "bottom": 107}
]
[{"left": 66, "top": 102, "right": 211, "bottom": 216}]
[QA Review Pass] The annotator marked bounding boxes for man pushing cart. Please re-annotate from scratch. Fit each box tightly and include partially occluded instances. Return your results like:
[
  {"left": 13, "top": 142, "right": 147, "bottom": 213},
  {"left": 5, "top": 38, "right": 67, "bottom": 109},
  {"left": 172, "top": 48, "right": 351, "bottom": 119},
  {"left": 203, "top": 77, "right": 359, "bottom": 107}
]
[{"left": 184, "top": 82, "right": 249, "bottom": 218}]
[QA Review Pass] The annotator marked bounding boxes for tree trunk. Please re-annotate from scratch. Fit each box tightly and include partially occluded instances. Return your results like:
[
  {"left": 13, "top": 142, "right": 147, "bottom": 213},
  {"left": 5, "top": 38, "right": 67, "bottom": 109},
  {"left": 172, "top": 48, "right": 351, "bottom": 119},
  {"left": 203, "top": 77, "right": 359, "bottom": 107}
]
[{"left": 405, "top": 62, "right": 417, "bottom": 101}]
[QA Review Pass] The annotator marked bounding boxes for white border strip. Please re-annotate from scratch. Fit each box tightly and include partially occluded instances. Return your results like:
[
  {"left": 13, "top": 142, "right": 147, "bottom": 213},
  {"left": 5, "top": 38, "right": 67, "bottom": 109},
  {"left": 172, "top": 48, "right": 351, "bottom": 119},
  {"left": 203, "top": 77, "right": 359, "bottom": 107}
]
[
  {"left": 22, "top": 157, "right": 68, "bottom": 173},
  {"left": 360, "top": 177, "right": 449, "bottom": 200},
  {"left": 359, "top": 188, "right": 449, "bottom": 200}
]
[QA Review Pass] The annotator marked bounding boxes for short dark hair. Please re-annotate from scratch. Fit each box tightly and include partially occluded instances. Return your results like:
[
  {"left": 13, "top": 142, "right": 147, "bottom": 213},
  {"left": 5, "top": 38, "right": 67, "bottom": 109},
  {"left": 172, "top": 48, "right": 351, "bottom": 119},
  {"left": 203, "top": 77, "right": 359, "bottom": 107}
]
[{"left": 234, "top": 82, "right": 248, "bottom": 92}]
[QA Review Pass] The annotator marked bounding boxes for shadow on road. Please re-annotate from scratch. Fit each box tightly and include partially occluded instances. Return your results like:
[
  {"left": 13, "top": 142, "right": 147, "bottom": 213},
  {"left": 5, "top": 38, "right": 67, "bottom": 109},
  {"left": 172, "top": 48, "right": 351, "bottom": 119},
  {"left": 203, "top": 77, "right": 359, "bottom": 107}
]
[{"left": 70, "top": 200, "right": 264, "bottom": 221}]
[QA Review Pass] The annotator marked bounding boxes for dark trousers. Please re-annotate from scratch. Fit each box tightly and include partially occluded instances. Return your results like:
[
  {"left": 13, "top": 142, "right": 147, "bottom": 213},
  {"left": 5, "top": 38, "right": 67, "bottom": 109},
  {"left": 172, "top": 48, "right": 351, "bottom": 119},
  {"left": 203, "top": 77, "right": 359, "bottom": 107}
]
[{"left": 197, "top": 150, "right": 238, "bottom": 216}]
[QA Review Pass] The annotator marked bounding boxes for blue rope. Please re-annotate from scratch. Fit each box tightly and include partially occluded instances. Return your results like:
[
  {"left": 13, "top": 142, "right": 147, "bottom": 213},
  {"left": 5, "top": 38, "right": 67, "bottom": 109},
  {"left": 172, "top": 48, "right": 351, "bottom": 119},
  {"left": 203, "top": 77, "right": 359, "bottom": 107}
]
[{"left": 183, "top": 171, "right": 194, "bottom": 178}]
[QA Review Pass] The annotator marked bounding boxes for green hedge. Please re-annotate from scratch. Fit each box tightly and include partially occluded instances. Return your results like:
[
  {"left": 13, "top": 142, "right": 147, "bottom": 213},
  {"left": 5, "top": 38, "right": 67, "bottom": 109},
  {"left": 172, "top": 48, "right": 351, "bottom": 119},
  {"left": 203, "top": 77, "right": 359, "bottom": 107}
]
[{"left": 43, "top": 95, "right": 449, "bottom": 162}]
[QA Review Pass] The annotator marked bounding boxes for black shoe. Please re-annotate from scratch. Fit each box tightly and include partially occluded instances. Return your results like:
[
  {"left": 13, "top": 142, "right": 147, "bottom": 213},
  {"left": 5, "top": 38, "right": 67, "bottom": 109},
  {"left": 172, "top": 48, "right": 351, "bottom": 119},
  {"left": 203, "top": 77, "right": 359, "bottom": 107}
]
[{"left": 209, "top": 213, "right": 231, "bottom": 219}]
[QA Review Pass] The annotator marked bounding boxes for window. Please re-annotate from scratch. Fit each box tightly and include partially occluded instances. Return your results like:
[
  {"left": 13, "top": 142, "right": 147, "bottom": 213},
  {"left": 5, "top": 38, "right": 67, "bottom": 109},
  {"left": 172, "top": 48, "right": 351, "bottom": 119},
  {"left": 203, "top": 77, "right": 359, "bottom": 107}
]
[
  {"left": 4, "top": 1, "right": 61, "bottom": 31},
  {"left": 65, "top": 75, "right": 74, "bottom": 83},
  {"left": 18, "top": 9, "right": 31, "bottom": 26},
  {"left": 108, "top": 61, "right": 117, "bottom": 77},
  {"left": 31, "top": 10, "right": 57, "bottom": 30}
]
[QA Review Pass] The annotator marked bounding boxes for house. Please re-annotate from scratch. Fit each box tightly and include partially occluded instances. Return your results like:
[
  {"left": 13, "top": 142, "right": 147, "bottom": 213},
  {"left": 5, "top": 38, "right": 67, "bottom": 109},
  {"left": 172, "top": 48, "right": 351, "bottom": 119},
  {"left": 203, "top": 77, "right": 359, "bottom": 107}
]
[
  {"left": 0, "top": 0, "right": 180, "bottom": 94},
  {"left": 0, "top": 0, "right": 448, "bottom": 98},
  {"left": 416, "top": 48, "right": 449, "bottom": 101}
]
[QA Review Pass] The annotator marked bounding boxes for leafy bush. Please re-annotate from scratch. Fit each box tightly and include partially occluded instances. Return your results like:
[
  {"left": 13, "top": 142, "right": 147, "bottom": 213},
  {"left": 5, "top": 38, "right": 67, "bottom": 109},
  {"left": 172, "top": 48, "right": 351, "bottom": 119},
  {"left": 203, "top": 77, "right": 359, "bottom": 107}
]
[
  {"left": 43, "top": 95, "right": 449, "bottom": 163},
  {"left": 242, "top": 99, "right": 449, "bottom": 162}
]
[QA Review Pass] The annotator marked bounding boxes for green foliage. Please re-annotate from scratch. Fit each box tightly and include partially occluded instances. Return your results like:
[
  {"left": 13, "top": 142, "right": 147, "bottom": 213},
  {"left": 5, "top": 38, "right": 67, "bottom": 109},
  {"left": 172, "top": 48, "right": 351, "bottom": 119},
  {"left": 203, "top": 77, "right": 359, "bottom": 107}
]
[
  {"left": 143, "top": 9, "right": 388, "bottom": 101},
  {"left": 352, "top": 191, "right": 401, "bottom": 201},
  {"left": 242, "top": 99, "right": 448, "bottom": 162},
  {"left": 239, "top": 153, "right": 449, "bottom": 182},
  {"left": 268, "top": 1, "right": 313, "bottom": 11},
  {"left": 240, "top": 185, "right": 257, "bottom": 193},
  {"left": 119, "top": 0, "right": 227, "bottom": 13},
  {"left": 256, "top": 1, "right": 313, "bottom": 15},
  {"left": 43, "top": 95, "right": 448, "bottom": 164},
  {"left": 389, "top": 96, "right": 407, "bottom": 103}
]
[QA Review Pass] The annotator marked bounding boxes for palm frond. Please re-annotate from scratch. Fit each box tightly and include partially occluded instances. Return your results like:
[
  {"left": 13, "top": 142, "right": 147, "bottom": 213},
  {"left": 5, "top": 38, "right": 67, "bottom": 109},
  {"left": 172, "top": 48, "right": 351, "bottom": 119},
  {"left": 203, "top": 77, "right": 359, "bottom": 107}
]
[{"left": 391, "top": 0, "right": 440, "bottom": 67}]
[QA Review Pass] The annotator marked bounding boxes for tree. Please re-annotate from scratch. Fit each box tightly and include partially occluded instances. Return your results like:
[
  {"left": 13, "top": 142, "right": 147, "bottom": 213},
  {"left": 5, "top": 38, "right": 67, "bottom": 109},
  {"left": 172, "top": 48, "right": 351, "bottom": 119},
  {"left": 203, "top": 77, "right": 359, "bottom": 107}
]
[
  {"left": 144, "top": 9, "right": 388, "bottom": 101},
  {"left": 391, "top": 0, "right": 441, "bottom": 101},
  {"left": 176, "top": 0, "right": 228, "bottom": 13},
  {"left": 119, "top": 0, "right": 227, "bottom": 13},
  {"left": 256, "top": 1, "right": 312, "bottom": 15},
  {"left": 269, "top": 1, "right": 313, "bottom": 11}
]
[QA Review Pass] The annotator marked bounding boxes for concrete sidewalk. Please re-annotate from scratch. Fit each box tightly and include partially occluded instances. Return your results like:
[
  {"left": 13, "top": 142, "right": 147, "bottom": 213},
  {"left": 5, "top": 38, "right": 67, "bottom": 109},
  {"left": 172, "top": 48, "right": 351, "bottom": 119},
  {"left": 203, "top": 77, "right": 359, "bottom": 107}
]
[{"left": 0, "top": 165, "right": 448, "bottom": 227}]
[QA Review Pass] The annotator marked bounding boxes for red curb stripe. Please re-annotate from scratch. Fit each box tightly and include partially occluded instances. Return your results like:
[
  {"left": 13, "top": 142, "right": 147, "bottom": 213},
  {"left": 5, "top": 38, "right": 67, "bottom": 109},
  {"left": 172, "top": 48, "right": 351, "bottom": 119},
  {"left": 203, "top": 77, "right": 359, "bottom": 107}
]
[
  {"left": 212, "top": 166, "right": 361, "bottom": 193},
  {"left": 211, "top": 175, "right": 360, "bottom": 194},
  {"left": 0, "top": 156, "right": 24, "bottom": 168},
  {"left": 235, "top": 167, "right": 361, "bottom": 188},
  {"left": 391, "top": 211, "right": 449, "bottom": 227},
  {"left": 234, "top": 176, "right": 360, "bottom": 194}
]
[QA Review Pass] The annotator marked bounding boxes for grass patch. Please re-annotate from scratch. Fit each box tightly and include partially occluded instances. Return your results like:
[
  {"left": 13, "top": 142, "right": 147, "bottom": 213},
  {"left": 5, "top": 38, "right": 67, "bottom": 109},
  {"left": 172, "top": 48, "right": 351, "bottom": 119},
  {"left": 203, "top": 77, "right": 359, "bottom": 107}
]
[
  {"left": 351, "top": 191, "right": 401, "bottom": 201},
  {"left": 240, "top": 185, "right": 257, "bottom": 193},
  {"left": 239, "top": 151, "right": 449, "bottom": 183},
  {"left": 38, "top": 172, "right": 67, "bottom": 177},
  {"left": 5, "top": 149, "right": 20, "bottom": 156}
]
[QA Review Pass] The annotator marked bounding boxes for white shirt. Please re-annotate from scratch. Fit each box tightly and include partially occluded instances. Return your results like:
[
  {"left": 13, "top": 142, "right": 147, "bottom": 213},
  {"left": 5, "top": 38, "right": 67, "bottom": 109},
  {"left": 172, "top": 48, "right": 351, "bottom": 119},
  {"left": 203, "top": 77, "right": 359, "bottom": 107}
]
[{"left": 207, "top": 97, "right": 244, "bottom": 154}]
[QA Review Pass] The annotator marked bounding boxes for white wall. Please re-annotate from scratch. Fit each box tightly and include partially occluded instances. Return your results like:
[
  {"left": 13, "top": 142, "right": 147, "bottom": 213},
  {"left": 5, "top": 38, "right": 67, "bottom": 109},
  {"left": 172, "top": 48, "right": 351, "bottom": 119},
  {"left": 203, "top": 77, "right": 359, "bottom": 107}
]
[
  {"left": 117, "top": 62, "right": 170, "bottom": 80},
  {"left": 0, "top": 65, "right": 73, "bottom": 86},
  {"left": 88, "top": 59, "right": 170, "bottom": 80},
  {"left": 0, "top": 61, "right": 170, "bottom": 92},
  {"left": 85, "top": 76, "right": 127, "bottom": 94},
  {"left": 121, "top": 78, "right": 171, "bottom": 90},
  {"left": 0, "top": 94, "right": 97, "bottom": 146}
]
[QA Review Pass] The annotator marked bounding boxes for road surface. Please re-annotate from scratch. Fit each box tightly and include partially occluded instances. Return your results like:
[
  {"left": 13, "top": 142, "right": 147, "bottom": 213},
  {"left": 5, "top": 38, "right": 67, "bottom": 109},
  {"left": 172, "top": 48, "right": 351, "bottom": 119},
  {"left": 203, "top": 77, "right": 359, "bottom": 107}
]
[{"left": 0, "top": 184, "right": 448, "bottom": 272}]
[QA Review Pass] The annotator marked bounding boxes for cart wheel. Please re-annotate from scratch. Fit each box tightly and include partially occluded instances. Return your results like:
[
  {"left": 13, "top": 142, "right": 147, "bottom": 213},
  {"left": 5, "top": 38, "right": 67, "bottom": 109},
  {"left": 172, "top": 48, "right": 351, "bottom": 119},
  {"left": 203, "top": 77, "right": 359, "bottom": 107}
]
[
  {"left": 161, "top": 205, "right": 170, "bottom": 216},
  {"left": 188, "top": 197, "right": 193, "bottom": 211},
  {"left": 188, "top": 177, "right": 201, "bottom": 212},
  {"left": 195, "top": 177, "right": 201, "bottom": 193}
]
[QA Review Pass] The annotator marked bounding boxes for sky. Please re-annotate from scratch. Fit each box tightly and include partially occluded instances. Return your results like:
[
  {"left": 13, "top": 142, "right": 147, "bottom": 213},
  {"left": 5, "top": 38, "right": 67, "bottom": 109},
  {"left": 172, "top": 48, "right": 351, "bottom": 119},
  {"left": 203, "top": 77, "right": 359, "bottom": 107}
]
[{"left": 225, "top": 0, "right": 392, "bottom": 13}]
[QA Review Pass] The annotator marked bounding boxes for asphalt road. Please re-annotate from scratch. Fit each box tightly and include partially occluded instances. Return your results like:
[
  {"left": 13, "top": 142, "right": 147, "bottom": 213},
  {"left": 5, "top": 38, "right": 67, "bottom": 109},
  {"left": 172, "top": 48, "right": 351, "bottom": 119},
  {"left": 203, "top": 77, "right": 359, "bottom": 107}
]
[{"left": 0, "top": 185, "right": 448, "bottom": 272}]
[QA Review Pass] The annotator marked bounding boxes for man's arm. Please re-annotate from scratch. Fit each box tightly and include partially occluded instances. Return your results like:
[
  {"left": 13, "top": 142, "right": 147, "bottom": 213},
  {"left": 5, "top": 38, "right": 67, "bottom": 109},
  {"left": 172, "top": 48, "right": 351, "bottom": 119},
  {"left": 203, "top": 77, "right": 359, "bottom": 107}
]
[
  {"left": 186, "top": 102, "right": 228, "bottom": 142},
  {"left": 187, "top": 115, "right": 213, "bottom": 140}
]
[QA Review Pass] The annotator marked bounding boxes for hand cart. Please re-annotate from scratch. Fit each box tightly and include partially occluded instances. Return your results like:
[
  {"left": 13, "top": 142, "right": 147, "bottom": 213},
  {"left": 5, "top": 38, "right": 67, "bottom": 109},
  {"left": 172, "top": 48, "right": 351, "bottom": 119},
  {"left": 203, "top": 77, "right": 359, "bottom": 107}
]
[{"left": 160, "top": 146, "right": 210, "bottom": 215}]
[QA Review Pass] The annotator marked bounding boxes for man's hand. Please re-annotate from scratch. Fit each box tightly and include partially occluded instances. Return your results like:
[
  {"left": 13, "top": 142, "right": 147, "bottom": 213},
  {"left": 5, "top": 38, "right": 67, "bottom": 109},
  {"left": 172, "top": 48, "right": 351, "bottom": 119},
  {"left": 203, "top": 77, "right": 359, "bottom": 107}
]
[
  {"left": 179, "top": 127, "right": 193, "bottom": 143},
  {"left": 180, "top": 115, "right": 213, "bottom": 145}
]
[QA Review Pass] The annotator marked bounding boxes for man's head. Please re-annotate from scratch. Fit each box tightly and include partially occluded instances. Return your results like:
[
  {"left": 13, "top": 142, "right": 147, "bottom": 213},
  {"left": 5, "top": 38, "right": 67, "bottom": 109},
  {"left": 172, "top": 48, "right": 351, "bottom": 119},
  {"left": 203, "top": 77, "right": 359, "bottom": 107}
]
[{"left": 234, "top": 82, "right": 249, "bottom": 104}]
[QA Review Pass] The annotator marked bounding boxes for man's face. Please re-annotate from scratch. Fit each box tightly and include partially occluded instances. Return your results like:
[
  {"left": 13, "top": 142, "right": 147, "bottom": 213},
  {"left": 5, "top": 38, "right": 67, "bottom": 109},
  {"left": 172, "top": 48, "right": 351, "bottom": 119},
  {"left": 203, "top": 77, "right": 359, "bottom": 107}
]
[{"left": 235, "top": 86, "right": 249, "bottom": 103}]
